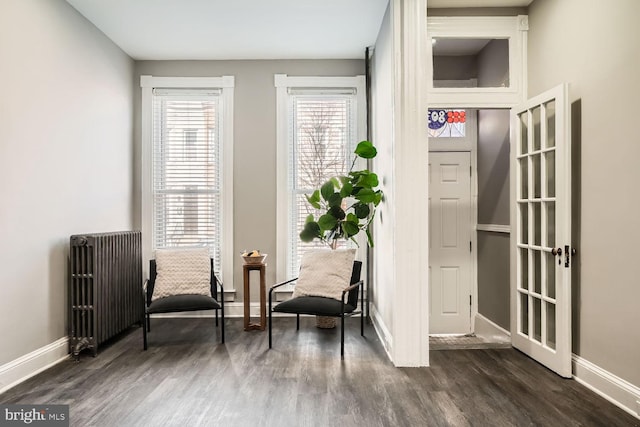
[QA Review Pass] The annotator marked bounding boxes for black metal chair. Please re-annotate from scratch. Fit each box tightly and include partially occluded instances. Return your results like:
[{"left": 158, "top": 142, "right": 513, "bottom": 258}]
[
  {"left": 268, "top": 261, "right": 364, "bottom": 358},
  {"left": 142, "top": 258, "right": 224, "bottom": 350}
]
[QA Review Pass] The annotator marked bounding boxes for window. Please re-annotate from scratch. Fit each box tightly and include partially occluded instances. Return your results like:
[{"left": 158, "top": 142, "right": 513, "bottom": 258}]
[
  {"left": 427, "top": 16, "right": 528, "bottom": 107},
  {"left": 275, "top": 75, "right": 366, "bottom": 280},
  {"left": 141, "top": 76, "right": 234, "bottom": 287}
]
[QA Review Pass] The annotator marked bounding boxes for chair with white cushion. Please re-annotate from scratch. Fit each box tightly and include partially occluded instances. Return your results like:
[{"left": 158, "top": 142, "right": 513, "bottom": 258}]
[
  {"left": 142, "top": 248, "right": 224, "bottom": 349},
  {"left": 268, "top": 249, "right": 364, "bottom": 358}
]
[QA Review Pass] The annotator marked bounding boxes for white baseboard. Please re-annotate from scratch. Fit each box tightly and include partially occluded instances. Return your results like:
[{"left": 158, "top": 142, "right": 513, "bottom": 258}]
[
  {"left": 474, "top": 313, "right": 511, "bottom": 339},
  {"left": 572, "top": 354, "right": 640, "bottom": 419},
  {"left": 370, "top": 304, "right": 393, "bottom": 363},
  {"left": 0, "top": 338, "right": 69, "bottom": 395}
]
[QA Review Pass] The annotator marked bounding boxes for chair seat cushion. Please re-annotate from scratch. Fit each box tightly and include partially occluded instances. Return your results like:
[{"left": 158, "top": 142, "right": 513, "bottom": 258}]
[
  {"left": 147, "top": 294, "right": 221, "bottom": 314},
  {"left": 273, "top": 296, "right": 355, "bottom": 317}
]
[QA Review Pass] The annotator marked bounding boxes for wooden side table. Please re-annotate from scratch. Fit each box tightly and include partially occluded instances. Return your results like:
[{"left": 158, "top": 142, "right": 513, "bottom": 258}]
[{"left": 243, "top": 263, "right": 266, "bottom": 331}]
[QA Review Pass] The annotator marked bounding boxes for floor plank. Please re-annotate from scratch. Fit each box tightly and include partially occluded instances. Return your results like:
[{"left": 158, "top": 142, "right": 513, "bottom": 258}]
[{"left": 1, "top": 318, "right": 637, "bottom": 426}]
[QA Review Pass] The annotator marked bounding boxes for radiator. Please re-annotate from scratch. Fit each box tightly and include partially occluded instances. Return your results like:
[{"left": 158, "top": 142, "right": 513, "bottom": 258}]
[{"left": 69, "top": 231, "right": 142, "bottom": 358}]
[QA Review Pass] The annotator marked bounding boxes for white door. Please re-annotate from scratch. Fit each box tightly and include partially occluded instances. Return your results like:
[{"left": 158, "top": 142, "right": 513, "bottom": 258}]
[
  {"left": 429, "top": 151, "right": 472, "bottom": 334},
  {"left": 510, "top": 84, "right": 572, "bottom": 377}
]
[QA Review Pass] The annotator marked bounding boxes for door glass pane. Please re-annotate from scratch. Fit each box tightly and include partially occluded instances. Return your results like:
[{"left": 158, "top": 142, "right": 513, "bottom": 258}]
[
  {"left": 519, "top": 158, "right": 528, "bottom": 199},
  {"left": 532, "top": 154, "right": 541, "bottom": 199},
  {"left": 546, "top": 201, "right": 555, "bottom": 247},
  {"left": 533, "top": 202, "right": 541, "bottom": 246},
  {"left": 533, "top": 297, "right": 542, "bottom": 343},
  {"left": 546, "top": 302, "right": 556, "bottom": 350},
  {"left": 545, "top": 150, "right": 556, "bottom": 198},
  {"left": 546, "top": 252, "right": 556, "bottom": 299},
  {"left": 545, "top": 100, "right": 556, "bottom": 148},
  {"left": 533, "top": 250, "right": 541, "bottom": 294},
  {"left": 520, "top": 113, "right": 529, "bottom": 155},
  {"left": 519, "top": 203, "right": 528, "bottom": 244},
  {"left": 532, "top": 106, "right": 541, "bottom": 152},
  {"left": 432, "top": 38, "right": 510, "bottom": 88},
  {"left": 520, "top": 293, "right": 529, "bottom": 336},
  {"left": 519, "top": 248, "right": 529, "bottom": 290}
]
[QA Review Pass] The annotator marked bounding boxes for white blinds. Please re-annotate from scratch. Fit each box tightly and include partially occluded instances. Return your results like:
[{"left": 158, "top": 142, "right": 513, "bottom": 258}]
[
  {"left": 288, "top": 94, "right": 356, "bottom": 278},
  {"left": 152, "top": 89, "right": 222, "bottom": 270}
]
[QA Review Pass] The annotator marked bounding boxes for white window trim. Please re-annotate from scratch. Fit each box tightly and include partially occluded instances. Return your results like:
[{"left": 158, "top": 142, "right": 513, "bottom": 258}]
[
  {"left": 427, "top": 15, "right": 529, "bottom": 107},
  {"left": 140, "top": 75, "right": 235, "bottom": 291},
  {"left": 274, "top": 74, "right": 367, "bottom": 283}
]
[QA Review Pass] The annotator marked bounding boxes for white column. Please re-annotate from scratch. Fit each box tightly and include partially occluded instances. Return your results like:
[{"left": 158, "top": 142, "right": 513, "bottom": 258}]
[{"left": 390, "top": 0, "right": 430, "bottom": 366}]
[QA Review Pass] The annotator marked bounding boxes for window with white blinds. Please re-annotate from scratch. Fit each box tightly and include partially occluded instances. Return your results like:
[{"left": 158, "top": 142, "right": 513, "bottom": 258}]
[
  {"left": 287, "top": 93, "right": 357, "bottom": 278},
  {"left": 151, "top": 89, "right": 223, "bottom": 270},
  {"left": 275, "top": 75, "right": 365, "bottom": 282},
  {"left": 141, "top": 75, "right": 234, "bottom": 285}
]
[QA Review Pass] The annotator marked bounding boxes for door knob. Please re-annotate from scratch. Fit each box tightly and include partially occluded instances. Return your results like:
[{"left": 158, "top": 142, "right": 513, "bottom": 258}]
[{"left": 551, "top": 247, "right": 562, "bottom": 256}]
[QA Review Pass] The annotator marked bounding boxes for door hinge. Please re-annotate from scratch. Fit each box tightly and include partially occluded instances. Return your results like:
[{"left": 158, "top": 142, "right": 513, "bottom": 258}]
[
  {"left": 470, "top": 166, "right": 472, "bottom": 177},
  {"left": 470, "top": 241, "right": 472, "bottom": 252},
  {"left": 469, "top": 295, "right": 472, "bottom": 306}
]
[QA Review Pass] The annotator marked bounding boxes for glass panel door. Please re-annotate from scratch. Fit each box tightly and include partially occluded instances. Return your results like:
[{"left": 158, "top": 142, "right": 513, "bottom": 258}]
[{"left": 511, "top": 84, "right": 572, "bottom": 377}]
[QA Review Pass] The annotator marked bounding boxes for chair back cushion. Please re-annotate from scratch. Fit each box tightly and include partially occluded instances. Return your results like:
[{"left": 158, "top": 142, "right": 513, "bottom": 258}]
[
  {"left": 152, "top": 248, "right": 211, "bottom": 301},
  {"left": 292, "top": 249, "right": 356, "bottom": 301}
]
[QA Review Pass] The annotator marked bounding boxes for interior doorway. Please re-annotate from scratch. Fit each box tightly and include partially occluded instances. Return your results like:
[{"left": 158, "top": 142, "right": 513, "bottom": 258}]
[{"left": 428, "top": 108, "right": 512, "bottom": 338}]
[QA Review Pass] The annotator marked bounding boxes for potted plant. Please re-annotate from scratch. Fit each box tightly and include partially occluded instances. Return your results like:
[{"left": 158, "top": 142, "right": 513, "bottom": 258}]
[
  {"left": 299, "top": 140, "right": 383, "bottom": 248},
  {"left": 298, "top": 140, "right": 383, "bottom": 328}
]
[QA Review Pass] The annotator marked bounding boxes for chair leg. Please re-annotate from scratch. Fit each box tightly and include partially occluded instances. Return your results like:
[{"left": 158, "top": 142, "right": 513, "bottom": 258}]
[
  {"left": 143, "top": 313, "right": 148, "bottom": 351},
  {"left": 361, "top": 310, "right": 364, "bottom": 337},
  {"left": 268, "top": 300, "right": 273, "bottom": 349},
  {"left": 341, "top": 314, "right": 345, "bottom": 358},
  {"left": 296, "top": 314, "right": 300, "bottom": 331},
  {"left": 220, "top": 307, "right": 225, "bottom": 344},
  {"left": 146, "top": 314, "right": 151, "bottom": 332},
  {"left": 216, "top": 309, "right": 219, "bottom": 327}
]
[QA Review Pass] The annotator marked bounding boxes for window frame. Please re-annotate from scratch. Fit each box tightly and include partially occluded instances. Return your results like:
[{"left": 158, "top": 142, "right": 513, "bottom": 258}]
[
  {"left": 274, "top": 74, "right": 367, "bottom": 283},
  {"left": 140, "top": 75, "right": 235, "bottom": 290},
  {"left": 427, "top": 15, "right": 529, "bottom": 107}
]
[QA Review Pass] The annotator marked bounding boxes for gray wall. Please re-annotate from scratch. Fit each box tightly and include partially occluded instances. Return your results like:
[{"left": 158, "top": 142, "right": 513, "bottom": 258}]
[
  {"left": 0, "top": 0, "right": 135, "bottom": 365},
  {"left": 134, "top": 60, "right": 364, "bottom": 299},
  {"left": 432, "top": 55, "right": 477, "bottom": 81},
  {"left": 477, "top": 111, "right": 510, "bottom": 225},
  {"left": 476, "top": 110, "right": 511, "bottom": 329},
  {"left": 478, "top": 39, "right": 509, "bottom": 88},
  {"left": 528, "top": 0, "right": 640, "bottom": 386}
]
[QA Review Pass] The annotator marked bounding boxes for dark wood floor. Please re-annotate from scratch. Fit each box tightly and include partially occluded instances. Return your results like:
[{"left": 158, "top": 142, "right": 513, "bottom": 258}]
[{"left": 1, "top": 318, "right": 637, "bottom": 427}]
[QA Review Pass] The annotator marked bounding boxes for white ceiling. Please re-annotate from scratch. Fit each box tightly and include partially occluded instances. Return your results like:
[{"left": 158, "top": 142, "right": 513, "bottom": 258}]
[
  {"left": 66, "top": 0, "right": 389, "bottom": 60},
  {"left": 65, "top": 0, "right": 533, "bottom": 61}
]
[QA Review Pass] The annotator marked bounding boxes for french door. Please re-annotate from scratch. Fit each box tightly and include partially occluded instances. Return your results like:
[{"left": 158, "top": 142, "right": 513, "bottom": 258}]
[{"left": 510, "top": 84, "right": 572, "bottom": 377}]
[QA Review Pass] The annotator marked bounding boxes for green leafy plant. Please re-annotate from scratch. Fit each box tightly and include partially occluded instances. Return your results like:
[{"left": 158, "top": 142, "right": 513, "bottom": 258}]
[{"left": 299, "top": 140, "right": 383, "bottom": 247}]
